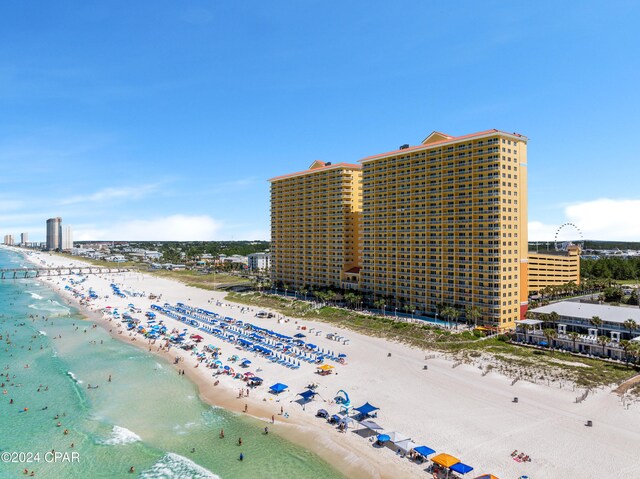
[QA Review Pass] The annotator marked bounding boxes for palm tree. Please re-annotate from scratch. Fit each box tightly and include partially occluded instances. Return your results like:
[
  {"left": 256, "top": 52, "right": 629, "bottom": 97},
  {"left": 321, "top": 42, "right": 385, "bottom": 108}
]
[
  {"left": 590, "top": 316, "right": 603, "bottom": 336},
  {"left": 548, "top": 311, "right": 560, "bottom": 326},
  {"left": 542, "top": 328, "right": 558, "bottom": 348},
  {"left": 597, "top": 335, "right": 610, "bottom": 356},
  {"left": 441, "top": 306, "right": 459, "bottom": 329},
  {"left": 568, "top": 331, "right": 580, "bottom": 352},
  {"left": 619, "top": 339, "right": 632, "bottom": 366},
  {"left": 523, "top": 323, "right": 532, "bottom": 343},
  {"left": 623, "top": 319, "right": 638, "bottom": 339},
  {"left": 373, "top": 299, "right": 386, "bottom": 316},
  {"left": 465, "top": 306, "right": 482, "bottom": 328},
  {"left": 542, "top": 328, "right": 557, "bottom": 349}
]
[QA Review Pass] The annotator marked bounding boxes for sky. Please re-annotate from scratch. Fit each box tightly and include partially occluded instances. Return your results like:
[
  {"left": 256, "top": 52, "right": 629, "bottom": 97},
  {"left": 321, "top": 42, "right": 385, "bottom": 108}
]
[{"left": 1, "top": 1, "right": 639, "bottom": 242}]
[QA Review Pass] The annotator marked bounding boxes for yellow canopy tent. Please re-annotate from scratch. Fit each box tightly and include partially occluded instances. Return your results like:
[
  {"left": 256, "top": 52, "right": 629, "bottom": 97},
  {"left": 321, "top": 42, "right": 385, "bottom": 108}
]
[
  {"left": 317, "top": 364, "right": 335, "bottom": 371},
  {"left": 431, "top": 453, "right": 460, "bottom": 468}
]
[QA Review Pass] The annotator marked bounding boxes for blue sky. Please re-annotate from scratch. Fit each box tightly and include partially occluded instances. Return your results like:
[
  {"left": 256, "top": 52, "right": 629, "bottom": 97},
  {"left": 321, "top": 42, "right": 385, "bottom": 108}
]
[{"left": 1, "top": 1, "right": 639, "bottom": 242}]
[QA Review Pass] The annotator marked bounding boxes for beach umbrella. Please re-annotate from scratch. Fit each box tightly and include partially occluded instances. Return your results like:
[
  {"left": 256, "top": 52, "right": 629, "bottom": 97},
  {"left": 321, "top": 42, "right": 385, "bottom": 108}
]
[
  {"left": 376, "top": 434, "right": 391, "bottom": 443},
  {"left": 294, "top": 333, "right": 306, "bottom": 338},
  {"left": 473, "top": 476, "right": 499, "bottom": 479},
  {"left": 339, "top": 353, "right": 347, "bottom": 358}
]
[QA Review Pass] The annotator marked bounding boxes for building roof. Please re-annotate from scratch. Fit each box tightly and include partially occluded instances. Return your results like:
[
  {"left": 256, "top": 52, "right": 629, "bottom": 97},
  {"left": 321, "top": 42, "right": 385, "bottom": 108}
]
[
  {"left": 268, "top": 162, "right": 361, "bottom": 182},
  {"left": 532, "top": 301, "right": 640, "bottom": 325},
  {"left": 345, "top": 266, "right": 361, "bottom": 274},
  {"left": 359, "top": 129, "right": 528, "bottom": 164},
  {"left": 515, "top": 319, "right": 543, "bottom": 326}
]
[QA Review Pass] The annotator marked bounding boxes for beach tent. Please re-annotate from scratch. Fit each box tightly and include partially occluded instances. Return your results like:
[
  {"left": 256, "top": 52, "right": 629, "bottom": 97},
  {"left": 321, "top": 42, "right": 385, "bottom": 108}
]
[
  {"left": 294, "top": 333, "right": 306, "bottom": 338},
  {"left": 414, "top": 446, "right": 436, "bottom": 457},
  {"left": 395, "top": 439, "right": 419, "bottom": 454},
  {"left": 298, "top": 389, "right": 317, "bottom": 401},
  {"left": 354, "top": 402, "right": 379, "bottom": 416},
  {"left": 269, "top": 383, "right": 288, "bottom": 394},
  {"left": 317, "top": 364, "right": 334, "bottom": 373},
  {"left": 385, "top": 431, "right": 410, "bottom": 444},
  {"left": 473, "top": 475, "right": 498, "bottom": 479},
  {"left": 359, "top": 420, "right": 383, "bottom": 431},
  {"left": 450, "top": 463, "right": 474, "bottom": 475},
  {"left": 431, "top": 453, "right": 460, "bottom": 468}
]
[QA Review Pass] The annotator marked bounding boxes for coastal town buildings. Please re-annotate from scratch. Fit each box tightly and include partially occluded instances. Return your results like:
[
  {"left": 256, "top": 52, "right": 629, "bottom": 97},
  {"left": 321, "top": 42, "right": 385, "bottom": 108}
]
[
  {"left": 270, "top": 129, "right": 529, "bottom": 330},
  {"left": 3, "top": 234, "right": 14, "bottom": 246},
  {"left": 20, "top": 232, "right": 29, "bottom": 245}
]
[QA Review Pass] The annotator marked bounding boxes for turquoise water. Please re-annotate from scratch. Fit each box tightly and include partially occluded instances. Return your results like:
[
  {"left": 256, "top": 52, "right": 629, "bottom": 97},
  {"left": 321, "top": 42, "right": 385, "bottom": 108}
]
[{"left": 0, "top": 249, "right": 344, "bottom": 479}]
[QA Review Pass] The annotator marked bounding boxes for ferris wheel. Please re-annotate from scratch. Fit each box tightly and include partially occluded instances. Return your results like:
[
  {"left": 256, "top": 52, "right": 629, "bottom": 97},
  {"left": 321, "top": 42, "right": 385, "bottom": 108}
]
[{"left": 554, "top": 223, "right": 584, "bottom": 251}]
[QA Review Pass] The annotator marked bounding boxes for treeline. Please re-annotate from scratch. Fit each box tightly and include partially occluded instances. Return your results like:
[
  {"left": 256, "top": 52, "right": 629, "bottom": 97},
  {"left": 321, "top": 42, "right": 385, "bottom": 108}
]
[
  {"left": 581, "top": 257, "right": 640, "bottom": 281},
  {"left": 153, "top": 241, "right": 269, "bottom": 264}
]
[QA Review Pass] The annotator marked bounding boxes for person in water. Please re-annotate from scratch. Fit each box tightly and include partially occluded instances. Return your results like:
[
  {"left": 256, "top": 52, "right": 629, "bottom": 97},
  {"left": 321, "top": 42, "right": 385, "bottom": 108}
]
[{"left": 239, "top": 453, "right": 244, "bottom": 461}]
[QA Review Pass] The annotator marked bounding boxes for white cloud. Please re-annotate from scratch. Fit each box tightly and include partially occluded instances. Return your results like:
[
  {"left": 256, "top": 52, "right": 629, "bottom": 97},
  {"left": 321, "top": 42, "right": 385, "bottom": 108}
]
[
  {"left": 60, "top": 184, "right": 160, "bottom": 205},
  {"left": 74, "top": 215, "right": 223, "bottom": 241},
  {"left": 530, "top": 198, "right": 640, "bottom": 241}
]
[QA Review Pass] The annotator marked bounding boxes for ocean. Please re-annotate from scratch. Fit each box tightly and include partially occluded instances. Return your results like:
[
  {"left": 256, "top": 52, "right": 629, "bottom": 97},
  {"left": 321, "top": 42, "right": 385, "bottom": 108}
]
[{"left": 0, "top": 248, "right": 344, "bottom": 479}]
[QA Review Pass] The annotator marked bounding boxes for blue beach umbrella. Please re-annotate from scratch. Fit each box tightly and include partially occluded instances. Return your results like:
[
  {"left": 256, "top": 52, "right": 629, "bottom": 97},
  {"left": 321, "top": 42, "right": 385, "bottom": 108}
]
[{"left": 377, "top": 434, "right": 391, "bottom": 443}]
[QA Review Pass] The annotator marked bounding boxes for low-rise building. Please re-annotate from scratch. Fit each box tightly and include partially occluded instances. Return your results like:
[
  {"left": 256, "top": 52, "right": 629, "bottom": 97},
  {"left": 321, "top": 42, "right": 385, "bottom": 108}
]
[
  {"left": 248, "top": 252, "right": 271, "bottom": 271},
  {"left": 516, "top": 301, "right": 640, "bottom": 360},
  {"left": 527, "top": 245, "right": 580, "bottom": 295}
]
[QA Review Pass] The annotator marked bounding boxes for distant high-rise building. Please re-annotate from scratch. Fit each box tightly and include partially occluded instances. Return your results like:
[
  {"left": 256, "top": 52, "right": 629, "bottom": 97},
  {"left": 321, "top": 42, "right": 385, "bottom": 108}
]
[
  {"left": 46, "top": 217, "right": 62, "bottom": 251},
  {"left": 20, "top": 232, "right": 29, "bottom": 245},
  {"left": 61, "top": 225, "right": 73, "bottom": 251},
  {"left": 3, "top": 234, "right": 14, "bottom": 246}
]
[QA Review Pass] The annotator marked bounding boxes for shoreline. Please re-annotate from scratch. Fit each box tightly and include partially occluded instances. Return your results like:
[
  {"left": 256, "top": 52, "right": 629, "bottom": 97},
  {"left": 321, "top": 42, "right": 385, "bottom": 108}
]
[
  {"left": 10, "top": 247, "right": 640, "bottom": 479},
  {"left": 16, "top": 250, "right": 410, "bottom": 479}
]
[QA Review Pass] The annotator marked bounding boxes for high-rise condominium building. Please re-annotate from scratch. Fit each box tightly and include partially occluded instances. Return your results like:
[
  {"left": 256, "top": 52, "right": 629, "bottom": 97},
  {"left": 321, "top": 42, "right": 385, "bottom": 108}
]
[
  {"left": 20, "top": 232, "right": 29, "bottom": 245},
  {"left": 360, "top": 130, "right": 528, "bottom": 329},
  {"left": 4, "top": 234, "right": 14, "bottom": 246},
  {"left": 46, "top": 217, "right": 62, "bottom": 251},
  {"left": 62, "top": 225, "right": 73, "bottom": 251},
  {"left": 270, "top": 129, "right": 529, "bottom": 330},
  {"left": 269, "top": 160, "right": 362, "bottom": 291}
]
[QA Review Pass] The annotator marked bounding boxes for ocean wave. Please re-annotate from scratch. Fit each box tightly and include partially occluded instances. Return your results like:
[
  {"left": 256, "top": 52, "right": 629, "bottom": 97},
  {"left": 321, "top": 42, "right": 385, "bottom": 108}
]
[
  {"left": 67, "top": 371, "right": 83, "bottom": 384},
  {"left": 139, "top": 453, "right": 221, "bottom": 479},
  {"left": 98, "top": 425, "right": 142, "bottom": 445},
  {"left": 28, "top": 292, "right": 44, "bottom": 300},
  {"left": 38, "top": 330, "right": 47, "bottom": 336}
]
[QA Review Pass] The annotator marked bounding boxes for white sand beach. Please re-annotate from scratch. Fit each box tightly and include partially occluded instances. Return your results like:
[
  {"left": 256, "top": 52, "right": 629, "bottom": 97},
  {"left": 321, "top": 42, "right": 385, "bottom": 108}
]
[{"left": 15, "top": 249, "right": 640, "bottom": 479}]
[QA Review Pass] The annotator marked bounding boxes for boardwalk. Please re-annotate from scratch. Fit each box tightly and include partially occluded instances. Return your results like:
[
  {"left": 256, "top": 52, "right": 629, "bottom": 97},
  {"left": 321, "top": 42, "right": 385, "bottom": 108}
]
[{"left": 0, "top": 266, "right": 131, "bottom": 279}]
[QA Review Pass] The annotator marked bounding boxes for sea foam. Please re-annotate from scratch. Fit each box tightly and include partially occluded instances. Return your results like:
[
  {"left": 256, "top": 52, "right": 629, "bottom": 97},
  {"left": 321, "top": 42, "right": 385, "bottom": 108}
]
[
  {"left": 28, "top": 292, "right": 44, "bottom": 300},
  {"left": 98, "top": 425, "right": 142, "bottom": 445},
  {"left": 139, "top": 453, "right": 221, "bottom": 479},
  {"left": 66, "top": 371, "right": 83, "bottom": 384}
]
